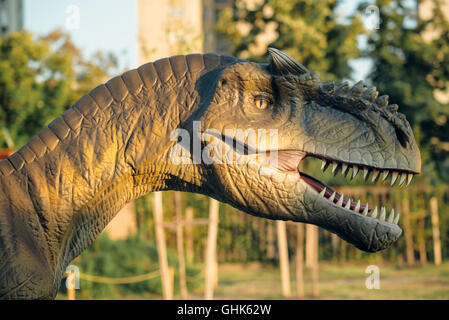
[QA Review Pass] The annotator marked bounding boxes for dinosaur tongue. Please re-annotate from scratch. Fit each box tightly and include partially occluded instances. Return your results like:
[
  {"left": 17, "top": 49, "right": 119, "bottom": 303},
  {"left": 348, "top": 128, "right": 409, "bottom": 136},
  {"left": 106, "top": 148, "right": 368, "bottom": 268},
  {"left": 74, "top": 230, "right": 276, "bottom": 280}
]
[{"left": 299, "top": 171, "right": 326, "bottom": 192}]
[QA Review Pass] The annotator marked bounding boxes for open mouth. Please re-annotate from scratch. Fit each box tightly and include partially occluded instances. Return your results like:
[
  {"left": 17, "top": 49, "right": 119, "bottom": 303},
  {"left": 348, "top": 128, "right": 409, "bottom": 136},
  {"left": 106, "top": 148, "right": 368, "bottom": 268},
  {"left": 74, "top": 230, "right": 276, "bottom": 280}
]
[
  {"left": 275, "top": 149, "right": 416, "bottom": 224},
  {"left": 268, "top": 150, "right": 418, "bottom": 252}
]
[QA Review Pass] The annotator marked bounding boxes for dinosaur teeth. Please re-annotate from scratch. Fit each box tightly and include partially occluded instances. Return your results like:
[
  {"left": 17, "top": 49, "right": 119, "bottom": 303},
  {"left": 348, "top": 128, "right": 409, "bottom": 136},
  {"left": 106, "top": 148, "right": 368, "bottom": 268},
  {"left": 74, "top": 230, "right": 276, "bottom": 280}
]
[
  {"left": 352, "top": 165, "right": 359, "bottom": 179},
  {"left": 380, "top": 206, "right": 386, "bottom": 221},
  {"left": 316, "top": 183, "right": 401, "bottom": 225},
  {"left": 321, "top": 159, "right": 330, "bottom": 172},
  {"left": 319, "top": 187, "right": 326, "bottom": 197},
  {"left": 387, "top": 208, "right": 395, "bottom": 223},
  {"left": 341, "top": 163, "right": 348, "bottom": 176},
  {"left": 344, "top": 198, "right": 351, "bottom": 210},
  {"left": 390, "top": 171, "right": 399, "bottom": 186},
  {"left": 332, "top": 161, "right": 339, "bottom": 176},
  {"left": 354, "top": 200, "right": 361, "bottom": 212},
  {"left": 398, "top": 173, "right": 407, "bottom": 187},
  {"left": 371, "top": 169, "right": 380, "bottom": 182},
  {"left": 382, "top": 170, "right": 389, "bottom": 182},
  {"left": 407, "top": 173, "right": 413, "bottom": 186},
  {"left": 371, "top": 207, "right": 378, "bottom": 218},
  {"left": 363, "top": 167, "right": 370, "bottom": 181},
  {"left": 362, "top": 204, "right": 369, "bottom": 216},
  {"left": 336, "top": 194, "right": 344, "bottom": 206}
]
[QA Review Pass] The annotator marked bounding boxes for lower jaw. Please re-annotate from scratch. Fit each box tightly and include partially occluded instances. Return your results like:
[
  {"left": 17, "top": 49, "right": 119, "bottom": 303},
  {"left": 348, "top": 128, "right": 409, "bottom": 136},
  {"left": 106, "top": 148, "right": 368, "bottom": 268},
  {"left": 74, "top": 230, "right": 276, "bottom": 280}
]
[{"left": 297, "top": 170, "right": 371, "bottom": 214}]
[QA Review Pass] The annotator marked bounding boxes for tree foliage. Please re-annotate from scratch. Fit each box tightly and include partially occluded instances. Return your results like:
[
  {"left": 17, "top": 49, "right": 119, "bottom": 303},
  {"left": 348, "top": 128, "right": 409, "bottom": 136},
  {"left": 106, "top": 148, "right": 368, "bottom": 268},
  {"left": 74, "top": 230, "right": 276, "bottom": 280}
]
[
  {"left": 0, "top": 30, "right": 117, "bottom": 149},
  {"left": 361, "top": 0, "right": 449, "bottom": 183},
  {"left": 217, "top": 0, "right": 365, "bottom": 80}
]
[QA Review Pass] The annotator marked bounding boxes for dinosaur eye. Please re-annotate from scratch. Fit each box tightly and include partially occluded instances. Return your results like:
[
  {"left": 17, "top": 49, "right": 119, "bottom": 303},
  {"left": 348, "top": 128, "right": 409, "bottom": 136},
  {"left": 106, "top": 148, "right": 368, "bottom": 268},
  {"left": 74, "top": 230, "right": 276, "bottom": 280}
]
[{"left": 254, "top": 97, "right": 271, "bottom": 110}]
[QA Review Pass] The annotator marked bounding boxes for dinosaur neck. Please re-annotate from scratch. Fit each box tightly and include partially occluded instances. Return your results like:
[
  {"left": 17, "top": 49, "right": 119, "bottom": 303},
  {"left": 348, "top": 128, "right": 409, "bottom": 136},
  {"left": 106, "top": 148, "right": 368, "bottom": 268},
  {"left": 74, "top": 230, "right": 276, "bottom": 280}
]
[{"left": 0, "top": 58, "right": 210, "bottom": 284}]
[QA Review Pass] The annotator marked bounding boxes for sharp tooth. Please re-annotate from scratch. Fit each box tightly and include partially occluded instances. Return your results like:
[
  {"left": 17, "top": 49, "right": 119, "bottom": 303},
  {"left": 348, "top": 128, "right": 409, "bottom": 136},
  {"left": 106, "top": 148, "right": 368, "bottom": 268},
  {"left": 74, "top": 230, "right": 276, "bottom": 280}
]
[
  {"left": 390, "top": 171, "right": 398, "bottom": 186},
  {"left": 329, "top": 191, "right": 336, "bottom": 202},
  {"left": 342, "top": 163, "right": 348, "bottom": 176},
  {"left": 319, "top": 188, "right": 326, "bottom": 197},
  {"left": 382, "top": 170, "right": 389, "bottom": 182},
  {"left": 332, "top": 161, "right": 339, "bottom": 176},
  {"left": 406, "top": 173, "right": 413, "bottom": 186},
  {"left": 354, "top": 200, "right": 361, "bottom": 212},
  {"left": 352, "top": 166, "right": 359, "bottom": 179},
  {"left": 371, "top": 169, "right": 380, "bottom": 182},
  {"left": 387, "top": 208, "right": 395, "bottom": 223},
  {"left": 393, "top": 213, "right": 400, "bottom": 224},
  {"left": 363, "top": 167, "right": 370, "bottom": 181},
  {"left": 321, "top": 159, "right": 330, "bottom": 172},
  {"left": 344, "top": 198, "right": 351, "bottom": 209},
  {"left": 362, "top": 204, "right": 369, "bottom": 216},
  {"left": 337, "top": 194, "right": 344, "bottom": 206},
  {"left": 371, "top": 207, "right": 378, "bottom": 218},
  {"left": 380, "top": 206, "right": 386, "bottom": 221},
  {"left": 398, "top": 173, "right": 407, "bottom": 186}
]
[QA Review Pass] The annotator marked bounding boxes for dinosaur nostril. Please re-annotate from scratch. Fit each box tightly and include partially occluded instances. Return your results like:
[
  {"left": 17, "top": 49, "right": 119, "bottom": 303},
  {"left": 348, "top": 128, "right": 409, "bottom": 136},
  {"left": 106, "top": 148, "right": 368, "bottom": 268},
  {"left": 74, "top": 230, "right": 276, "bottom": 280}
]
[{"left": 395, "top": 127, "right": 408, "bottom": 148}]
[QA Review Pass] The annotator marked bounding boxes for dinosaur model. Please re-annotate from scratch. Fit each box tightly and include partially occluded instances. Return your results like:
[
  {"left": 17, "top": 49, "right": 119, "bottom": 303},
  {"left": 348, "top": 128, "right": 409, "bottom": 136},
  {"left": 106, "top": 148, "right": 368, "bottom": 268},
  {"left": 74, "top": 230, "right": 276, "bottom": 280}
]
[{"left": 0, "top": 48, "right": 420, "bottom": 299}]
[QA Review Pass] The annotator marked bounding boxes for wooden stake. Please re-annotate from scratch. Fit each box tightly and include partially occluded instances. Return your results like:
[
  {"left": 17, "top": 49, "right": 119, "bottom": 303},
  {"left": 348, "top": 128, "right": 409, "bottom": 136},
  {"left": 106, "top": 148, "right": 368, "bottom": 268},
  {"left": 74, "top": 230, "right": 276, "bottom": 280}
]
[
  {"left": 305, "top": 224, "right": 314, "bottom": 268},
  {"left": 204, "top": 198, "right": 219, "bottom": 299},
  {"left": 417, "top": 210, "right": 427, "bottom": 265},
  {"left": 67, "top": 275, "right": 75, "bottom": 300},
  {"left": 295, "top": 223, "right": 304, "bottom": 299},
  {"left": 152, "top": 192, "right": 173, "bottom": 300},
  {"left": 402, "top": 198, "right": 415, "bottom": 267},
  {"left": 277, "top": 220, "right": 291, "bottom": 298},
  {"left": 174, "top": 192, "right": 188, "bottom": 299},
  {"left": 430, "top": 197, "right": 442, "bottom": 266},
  {"left": 306, "top": 224, "right": 319, "bottom": 297},
  {"left": 185, "top": 207, "right": 194, "bottom": 263},
  {"left": 267, "top": 221, "right": 275, "bottom": 258}
]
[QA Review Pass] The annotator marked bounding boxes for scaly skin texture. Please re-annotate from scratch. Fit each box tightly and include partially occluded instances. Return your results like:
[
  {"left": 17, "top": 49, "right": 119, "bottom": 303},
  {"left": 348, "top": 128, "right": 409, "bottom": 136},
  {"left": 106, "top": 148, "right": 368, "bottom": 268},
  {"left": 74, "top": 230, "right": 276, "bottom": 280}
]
[{"left": 0, "top": 49, "right": 420, "bottom": 299}]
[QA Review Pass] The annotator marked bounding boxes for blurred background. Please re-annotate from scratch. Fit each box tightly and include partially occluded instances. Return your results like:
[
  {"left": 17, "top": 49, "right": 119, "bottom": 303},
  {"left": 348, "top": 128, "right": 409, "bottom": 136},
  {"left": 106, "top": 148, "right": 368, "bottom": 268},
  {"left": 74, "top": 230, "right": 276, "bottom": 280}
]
[{"left": 1, "top": 0, "right": 449, "bottom": 300}]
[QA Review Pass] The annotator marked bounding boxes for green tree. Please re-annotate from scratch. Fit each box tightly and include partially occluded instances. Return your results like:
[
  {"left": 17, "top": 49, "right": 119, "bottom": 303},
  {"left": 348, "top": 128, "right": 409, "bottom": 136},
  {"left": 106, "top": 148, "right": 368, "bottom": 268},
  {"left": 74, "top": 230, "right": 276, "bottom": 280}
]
[
  {"left": 217, "top": 0, "right": 365, "bottom": 80},
  {"left": 362, "top": 0, "right": 449, "bottom": 183},
  {"left": 0, "top": 30, "right": 117, "bottom": 149}
]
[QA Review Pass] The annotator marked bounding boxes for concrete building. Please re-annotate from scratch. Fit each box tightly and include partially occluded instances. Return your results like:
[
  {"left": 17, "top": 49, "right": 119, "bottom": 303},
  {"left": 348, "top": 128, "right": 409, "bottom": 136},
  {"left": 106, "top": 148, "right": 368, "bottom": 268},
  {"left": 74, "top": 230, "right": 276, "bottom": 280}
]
[
  {"left": 0, "top": 0, "right": 23, "bottom": 37},
  {"left": 137, "top": 0, "right": 231, "bottom": 64}
]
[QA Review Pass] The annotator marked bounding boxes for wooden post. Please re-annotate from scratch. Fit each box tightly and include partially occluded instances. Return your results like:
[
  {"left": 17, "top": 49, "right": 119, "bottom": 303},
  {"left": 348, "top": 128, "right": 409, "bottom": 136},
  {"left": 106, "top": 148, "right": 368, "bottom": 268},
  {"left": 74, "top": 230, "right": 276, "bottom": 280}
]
[
  {"left": 295, "top": 223, "right": 304, "bottom": 299},
  {"left": 185, "top": 207, "right": 194, "bottom": 263},
  {"left": 305, "top": 224, "right": 314, "bottom": 268},
  {"left": 417, "top": 211, "right": 427, "bottom": 265},
  {"left": 306, "top": 224, "right": 319, "bottom": 297},
  {"left": 430, "top": 197, "right": 442, "bottom": 266},
  {"left": 174, "top": 192, "right": 188, "bottom": 299},
  {"left": 267, "top": 221, "right": 275, "bottom": 258},
  {"left": 204, "top": 198, "right": 219, "bottom": 299},
  {"left": 67, "top": 274, "right": 75, "bottom": 300},
  {"left": 402, "top": 198, "right": 415, "bottom": 267},
  {"left": 153, "top": 192, "right": 173, "bottom": 300},
  {"left": 277, "top": 220, "right": 291, "bottom": 298}
]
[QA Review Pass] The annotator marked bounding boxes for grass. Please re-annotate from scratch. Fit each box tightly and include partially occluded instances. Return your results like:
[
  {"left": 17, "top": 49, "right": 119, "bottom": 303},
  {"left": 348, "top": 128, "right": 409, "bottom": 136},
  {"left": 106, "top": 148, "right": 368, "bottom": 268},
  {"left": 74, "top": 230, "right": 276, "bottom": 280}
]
[
  {"left": 58, "top": 261, "right": 449, "bottom": 300},
  {"left": 189, "top": 261, "right": 449, "bottom": 300}
]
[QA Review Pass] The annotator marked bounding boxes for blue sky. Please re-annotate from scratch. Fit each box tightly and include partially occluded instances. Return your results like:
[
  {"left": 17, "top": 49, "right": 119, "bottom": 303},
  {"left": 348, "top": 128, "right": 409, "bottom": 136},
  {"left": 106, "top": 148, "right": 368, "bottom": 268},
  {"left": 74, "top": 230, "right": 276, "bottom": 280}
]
[
  {"left": 24, "top": 0, "right": 138, "bottom": 70},
  {"left": 23, "top": 0, "right": 370, "bottom": 79}
]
